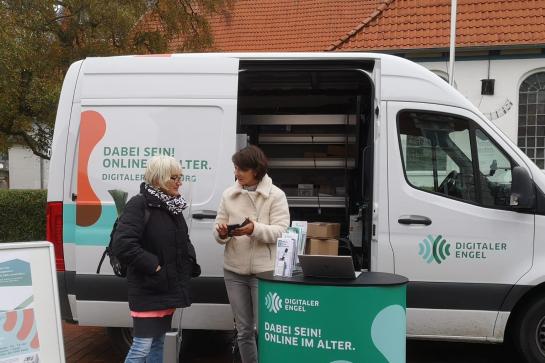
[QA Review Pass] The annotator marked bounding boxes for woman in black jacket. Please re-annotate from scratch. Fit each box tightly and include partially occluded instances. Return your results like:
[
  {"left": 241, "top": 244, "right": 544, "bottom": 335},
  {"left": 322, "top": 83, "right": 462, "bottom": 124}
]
[{"left": 113, "top": 155, "right": 199, "bottom": 363}]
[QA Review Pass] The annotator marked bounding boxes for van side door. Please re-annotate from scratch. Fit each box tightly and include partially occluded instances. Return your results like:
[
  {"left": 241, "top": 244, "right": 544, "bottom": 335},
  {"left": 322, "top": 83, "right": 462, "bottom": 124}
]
[
  {"left": 68, "top": 56, "right": 238, "bottom": 327},
  {"left": 386, "top": 102, "right": 534, "bottom": 339}
]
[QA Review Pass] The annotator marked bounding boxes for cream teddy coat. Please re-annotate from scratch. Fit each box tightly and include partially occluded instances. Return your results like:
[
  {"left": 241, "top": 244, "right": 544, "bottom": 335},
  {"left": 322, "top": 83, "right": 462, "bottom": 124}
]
[{"left": 214, "top": 174, "right": 290, "bottom": 275}]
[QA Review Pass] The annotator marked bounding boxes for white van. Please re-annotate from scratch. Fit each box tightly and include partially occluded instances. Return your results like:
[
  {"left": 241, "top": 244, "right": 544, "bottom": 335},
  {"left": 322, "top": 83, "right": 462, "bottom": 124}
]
[{"left": 47, "top": 53, "right": 545, "bottom": 361}]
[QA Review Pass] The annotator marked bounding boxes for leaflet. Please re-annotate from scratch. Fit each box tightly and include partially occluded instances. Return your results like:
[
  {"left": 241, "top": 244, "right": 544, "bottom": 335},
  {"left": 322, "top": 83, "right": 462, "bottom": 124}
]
[
  {"left": 274, "top": 237, "right": 296, "bottom": 277},
  {"left": 291, "top": 221, "right": 308, "bottom": 265},
  {"left": 291, "top": 221, "right": 308, "bottom": 257}
]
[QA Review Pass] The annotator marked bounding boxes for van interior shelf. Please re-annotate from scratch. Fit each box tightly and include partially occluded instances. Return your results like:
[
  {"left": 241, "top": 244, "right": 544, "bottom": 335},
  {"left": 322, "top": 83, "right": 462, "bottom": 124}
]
[
  {"left": 258, "top": 134, "right": 356, "bottom": 144},
  {"left": 286, "top": 196, "right": 346, "bottom": 208},
  {"left": 241, "top": 114, "right": 356, "bottom": 125},
  {"left": 268, "top": 158, "right": 356, "bottom": 169}
]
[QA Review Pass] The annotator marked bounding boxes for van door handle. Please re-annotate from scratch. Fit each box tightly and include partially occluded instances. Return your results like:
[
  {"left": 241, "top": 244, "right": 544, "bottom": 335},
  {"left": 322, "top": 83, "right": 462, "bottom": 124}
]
[
  {"left": 398, "top": 215, "right": 432, "bottom": 226},
  {"left": 192, "top": 210, "right": 217, "bottom": 220}
]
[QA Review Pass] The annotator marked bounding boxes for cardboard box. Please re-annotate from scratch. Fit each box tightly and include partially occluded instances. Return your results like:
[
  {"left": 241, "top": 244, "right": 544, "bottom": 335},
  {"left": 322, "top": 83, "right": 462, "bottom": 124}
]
[
  {"left": 306, "top": 238, "right": 339, "bottom": 255},
  {"left": 297, "top": 184, "right": 314, "bottom": 197},
  {"left": 307, "top": 222, "right": 340, "bottom": 239}
]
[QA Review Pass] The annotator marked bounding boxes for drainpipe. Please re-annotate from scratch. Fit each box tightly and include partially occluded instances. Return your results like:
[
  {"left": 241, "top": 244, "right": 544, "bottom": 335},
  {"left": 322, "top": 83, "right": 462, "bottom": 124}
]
[{"left": 448, "top": 0, "right": 457, "bottom": 86}]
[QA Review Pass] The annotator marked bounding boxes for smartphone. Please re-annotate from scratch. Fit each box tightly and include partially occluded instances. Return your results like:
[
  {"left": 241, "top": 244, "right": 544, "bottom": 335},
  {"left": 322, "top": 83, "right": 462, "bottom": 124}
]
[{"left": 227, "top": 218, "right": 250, "bottom": 236}]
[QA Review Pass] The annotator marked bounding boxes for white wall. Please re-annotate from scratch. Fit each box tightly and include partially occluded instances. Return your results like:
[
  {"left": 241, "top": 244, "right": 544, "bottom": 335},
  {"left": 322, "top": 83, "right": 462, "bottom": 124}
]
[
  {"left": 418, "top": 57, "right": 545, "bottom": 143},
  {"left": 8, "top": 146, "right": 49, "bottom": 190}
]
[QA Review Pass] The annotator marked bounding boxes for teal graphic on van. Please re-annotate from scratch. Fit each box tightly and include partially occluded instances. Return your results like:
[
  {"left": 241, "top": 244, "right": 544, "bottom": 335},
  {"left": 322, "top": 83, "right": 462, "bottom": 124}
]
[
  {"left": 418, "top": 235, "right": 509, "bottom": 263},
  {"left": 418, "top": 234, "right": 451, "bottom": 264}
]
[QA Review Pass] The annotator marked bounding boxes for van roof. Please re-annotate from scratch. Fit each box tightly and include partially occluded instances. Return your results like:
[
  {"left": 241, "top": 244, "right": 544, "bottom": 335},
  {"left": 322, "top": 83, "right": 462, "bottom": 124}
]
[{"left": 81, "top": 52, "right": 478, "bottom": 113}]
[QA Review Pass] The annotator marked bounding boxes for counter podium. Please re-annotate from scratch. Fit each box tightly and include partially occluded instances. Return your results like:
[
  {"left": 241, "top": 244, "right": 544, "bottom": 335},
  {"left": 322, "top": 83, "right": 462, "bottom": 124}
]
[{"left": 257, "top": 271, "right": 408, "bottom": 363}]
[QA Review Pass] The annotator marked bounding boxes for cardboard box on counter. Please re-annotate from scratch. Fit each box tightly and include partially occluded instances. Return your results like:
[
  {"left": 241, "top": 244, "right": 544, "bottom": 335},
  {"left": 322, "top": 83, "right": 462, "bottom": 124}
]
[
  {"left": 307, "top": 222, "right": 340, "bottom": 239},
  {"left": 306, "top": 238, "right": 339, "bottom": 255}
]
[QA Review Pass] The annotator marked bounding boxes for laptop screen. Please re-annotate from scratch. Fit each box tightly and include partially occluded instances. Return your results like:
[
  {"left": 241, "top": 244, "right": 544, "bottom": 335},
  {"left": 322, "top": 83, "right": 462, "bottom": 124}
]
[{"left": 298, "top": 255, "right": 356, "bottom": 279}]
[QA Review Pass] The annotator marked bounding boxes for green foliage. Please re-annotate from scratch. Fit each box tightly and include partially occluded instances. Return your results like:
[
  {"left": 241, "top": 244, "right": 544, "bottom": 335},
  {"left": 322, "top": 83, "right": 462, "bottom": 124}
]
[
  {"left": 0, "top": 0, "right": 229, "bottom": 159},
  {"left": 0, "top": 190, "right": 47, "bottom": 242}
]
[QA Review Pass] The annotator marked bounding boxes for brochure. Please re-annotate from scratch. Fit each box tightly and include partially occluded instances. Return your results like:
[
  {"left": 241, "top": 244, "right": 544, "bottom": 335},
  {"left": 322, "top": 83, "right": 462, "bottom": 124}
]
[
  {"left": 291, "top": 221, "right": 308, "bottom": 258},
  {"left": 285, "top": 226, "right": 302, "bottom": 266},
  {"left": 274, "top": 237, "right": 296, "bottom": 277}
]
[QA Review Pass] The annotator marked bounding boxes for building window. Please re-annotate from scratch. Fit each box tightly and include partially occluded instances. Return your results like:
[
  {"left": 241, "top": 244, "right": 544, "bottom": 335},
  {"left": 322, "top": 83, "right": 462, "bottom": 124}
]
[{"left": 518, "top": 72, "right": 545, "bottom": 169}]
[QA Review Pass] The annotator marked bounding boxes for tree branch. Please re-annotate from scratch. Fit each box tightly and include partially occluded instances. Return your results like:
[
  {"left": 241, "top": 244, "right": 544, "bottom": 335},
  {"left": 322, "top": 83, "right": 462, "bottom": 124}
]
[
  {"left": 0, "top": 120, "right": 50, "bottom": 160},
  {"left": 12, "top": 130, "right": 50, "bottom": 160}
]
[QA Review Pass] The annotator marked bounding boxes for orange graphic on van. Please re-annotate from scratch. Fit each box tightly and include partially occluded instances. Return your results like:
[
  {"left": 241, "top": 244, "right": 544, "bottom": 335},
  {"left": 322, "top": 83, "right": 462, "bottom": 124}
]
[{"left": 76, "top": 110, "right": 106, "bottom": 226}]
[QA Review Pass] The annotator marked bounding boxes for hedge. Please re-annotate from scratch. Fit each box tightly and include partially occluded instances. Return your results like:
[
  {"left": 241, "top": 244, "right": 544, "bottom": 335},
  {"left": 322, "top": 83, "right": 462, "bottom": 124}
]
[{"left": 0, "top": 190, "right": 47, "bottom": 242}]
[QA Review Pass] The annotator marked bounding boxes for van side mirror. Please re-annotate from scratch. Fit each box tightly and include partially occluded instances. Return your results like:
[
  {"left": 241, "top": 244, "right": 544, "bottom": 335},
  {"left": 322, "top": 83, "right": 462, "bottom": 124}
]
[{"left": 510, "top": 166, "right": 535, "bottom": 210}]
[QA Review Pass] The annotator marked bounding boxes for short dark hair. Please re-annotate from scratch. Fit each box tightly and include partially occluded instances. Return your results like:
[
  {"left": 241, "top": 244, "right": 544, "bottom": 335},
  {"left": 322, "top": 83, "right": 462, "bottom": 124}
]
[{"left": 232, "top": 145, "right": 268, "bottom": 181}]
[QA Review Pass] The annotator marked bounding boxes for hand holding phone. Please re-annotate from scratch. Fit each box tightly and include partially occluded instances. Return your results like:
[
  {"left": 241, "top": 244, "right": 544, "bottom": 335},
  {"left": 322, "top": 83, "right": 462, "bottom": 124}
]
[
  {"left": 216, "top": 224, "right": 229, "bottom": 239},
  {"left": 227, "top": 218, "right": 251, "bottom": 236}
]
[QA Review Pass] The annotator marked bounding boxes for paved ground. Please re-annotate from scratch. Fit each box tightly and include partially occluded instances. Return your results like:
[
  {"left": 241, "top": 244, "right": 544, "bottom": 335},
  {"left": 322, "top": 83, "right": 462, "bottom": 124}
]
[
  {"left": 63, "top": 322, "right": 518, "bottom": 363},
  {"left": 63, "top": 322, "right": 234, "bottom": 363},
  {"left": 63, "top": 323, "right": 121, "bottom": 363}
]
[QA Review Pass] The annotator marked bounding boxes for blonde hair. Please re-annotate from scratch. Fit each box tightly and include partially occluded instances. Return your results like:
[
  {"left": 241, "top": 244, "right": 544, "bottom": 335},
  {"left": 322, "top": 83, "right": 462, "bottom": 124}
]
[{"left": 144, "top": 155, "right": 182, "bottom": 190}]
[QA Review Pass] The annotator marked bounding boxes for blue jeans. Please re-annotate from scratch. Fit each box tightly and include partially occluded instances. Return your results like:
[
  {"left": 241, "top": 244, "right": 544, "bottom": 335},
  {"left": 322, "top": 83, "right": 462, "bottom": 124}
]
[{"left": 124, "top": 335, "right": 165, "bottom": 363}]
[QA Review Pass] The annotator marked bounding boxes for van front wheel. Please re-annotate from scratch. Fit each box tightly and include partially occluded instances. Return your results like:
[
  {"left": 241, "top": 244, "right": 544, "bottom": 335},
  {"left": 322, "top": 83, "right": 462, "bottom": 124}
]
[
  {"left": 106, "top": 327, "right": 132, "bottom": 356},
  {"left": 512, "top": 297, "right": 545, "bottom": 362}
]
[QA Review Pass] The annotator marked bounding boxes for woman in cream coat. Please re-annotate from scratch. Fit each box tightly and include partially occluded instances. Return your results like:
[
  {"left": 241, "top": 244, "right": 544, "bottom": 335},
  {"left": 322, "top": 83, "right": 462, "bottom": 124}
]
[{"left": 214, "top": 145, "right": 290, "bottom": 363}]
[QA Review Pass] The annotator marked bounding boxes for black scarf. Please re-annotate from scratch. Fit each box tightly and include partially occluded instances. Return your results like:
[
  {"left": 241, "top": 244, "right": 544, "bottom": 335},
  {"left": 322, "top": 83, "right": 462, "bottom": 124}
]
[{"left": 143, "top": 183, "right": 188, "bottom": 215}]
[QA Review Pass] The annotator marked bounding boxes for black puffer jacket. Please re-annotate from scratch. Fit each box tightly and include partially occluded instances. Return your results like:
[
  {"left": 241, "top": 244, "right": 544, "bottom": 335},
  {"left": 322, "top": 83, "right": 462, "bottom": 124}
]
[{"left": 112, "top": 183, "right": 197, "bottom": 311}]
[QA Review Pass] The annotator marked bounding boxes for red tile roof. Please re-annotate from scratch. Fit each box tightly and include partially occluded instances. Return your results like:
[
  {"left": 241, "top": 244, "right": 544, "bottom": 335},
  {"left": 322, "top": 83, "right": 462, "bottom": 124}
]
[
  {"left": 333, "top": 0, "right": 545, "bottom": 51},
  {"left": 207, "top": 0, "right": 383, "bottom": 51},
  {"left": 138, "top": 0, "right": 545, "bottom": 52}
]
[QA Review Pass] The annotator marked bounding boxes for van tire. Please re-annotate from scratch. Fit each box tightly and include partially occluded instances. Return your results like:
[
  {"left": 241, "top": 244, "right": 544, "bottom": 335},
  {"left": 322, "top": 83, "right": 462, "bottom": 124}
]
[
  {"left": 512, "top": 297, "right": 545, "bottom": 363},
  {"left": 106, "top": 327, "right": 132, "bottom": 356}
]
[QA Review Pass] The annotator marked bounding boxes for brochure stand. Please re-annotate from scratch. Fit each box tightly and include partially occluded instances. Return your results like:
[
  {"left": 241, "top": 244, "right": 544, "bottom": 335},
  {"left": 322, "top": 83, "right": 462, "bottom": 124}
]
[
  {"left": 257, "top": 271, "right": 408, "bottom": 363},
  {"left": 0, "top": 242, "right": 65, "bottom": 363}
]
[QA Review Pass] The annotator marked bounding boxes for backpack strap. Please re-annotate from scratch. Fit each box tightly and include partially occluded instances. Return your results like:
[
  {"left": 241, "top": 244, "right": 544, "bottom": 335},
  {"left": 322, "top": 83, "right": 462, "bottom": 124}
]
[
  {"left": 143, "top": 203, "right": 151, "bottom": 226},
  {"left": 137, "top": 193, "right": 151, "bottom": 226},
  {"left": 96, "top": 249, "right": 108, "bottom": 274},
  {"left": 96, "top": 194, "right": 151, "bottom": 274}
]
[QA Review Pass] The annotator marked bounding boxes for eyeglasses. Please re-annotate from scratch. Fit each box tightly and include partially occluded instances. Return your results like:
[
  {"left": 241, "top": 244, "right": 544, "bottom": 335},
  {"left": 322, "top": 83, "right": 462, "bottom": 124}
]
[{"left": 170, "top": 175, "right": 183, "bottom": 182}]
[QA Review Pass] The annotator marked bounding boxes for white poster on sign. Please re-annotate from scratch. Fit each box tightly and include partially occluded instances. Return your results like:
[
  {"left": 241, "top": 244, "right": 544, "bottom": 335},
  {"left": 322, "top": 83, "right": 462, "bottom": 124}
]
[
  {"left": 0, "top": 252, "right": 40, "bottom": 363},
  {"left": 0, "top": 242, "right": 65, "bottom": 363}
]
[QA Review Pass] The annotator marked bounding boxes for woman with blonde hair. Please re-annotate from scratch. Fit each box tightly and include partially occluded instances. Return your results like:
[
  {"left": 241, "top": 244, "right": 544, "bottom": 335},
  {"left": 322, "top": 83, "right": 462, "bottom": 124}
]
[
  {"left": 214, "top": 145, "right": 290, "bottom": 363},
  {"left": 113, "top": 155, "right": 200, "bottom": 363}
]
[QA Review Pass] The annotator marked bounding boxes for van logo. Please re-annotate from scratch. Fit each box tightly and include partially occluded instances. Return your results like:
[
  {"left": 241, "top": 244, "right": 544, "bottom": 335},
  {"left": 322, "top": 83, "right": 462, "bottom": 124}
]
[
  {"left": 418, "top": 234, "right": 451, "bottom": 264},
  {"left": 265, "top": 292, "right": 283, "bottom": 314}
]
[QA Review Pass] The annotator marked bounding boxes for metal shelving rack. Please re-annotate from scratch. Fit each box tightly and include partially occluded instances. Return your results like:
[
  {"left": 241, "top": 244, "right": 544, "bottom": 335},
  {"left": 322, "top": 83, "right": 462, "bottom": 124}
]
[
  {"left": 242, "top": 114, "right": 357, "bottom": 209},
  {"left": 286, "top": 196, "right": 346, "bottom": 208},
  {"left": 241, "top": 114, "right": 357, "bottom": 126}
]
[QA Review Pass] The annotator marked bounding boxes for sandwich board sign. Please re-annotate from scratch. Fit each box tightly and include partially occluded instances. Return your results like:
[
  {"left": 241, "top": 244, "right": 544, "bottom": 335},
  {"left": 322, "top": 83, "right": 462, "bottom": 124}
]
[{"left": 0, "top": 242, "right": 65, "bottom": 363}]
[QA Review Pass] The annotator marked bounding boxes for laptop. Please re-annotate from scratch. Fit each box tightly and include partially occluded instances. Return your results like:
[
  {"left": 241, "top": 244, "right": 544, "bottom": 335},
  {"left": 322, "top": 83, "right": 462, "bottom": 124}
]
[{"left": 298, "top": 255, "right": 357, "bottom": 279}]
